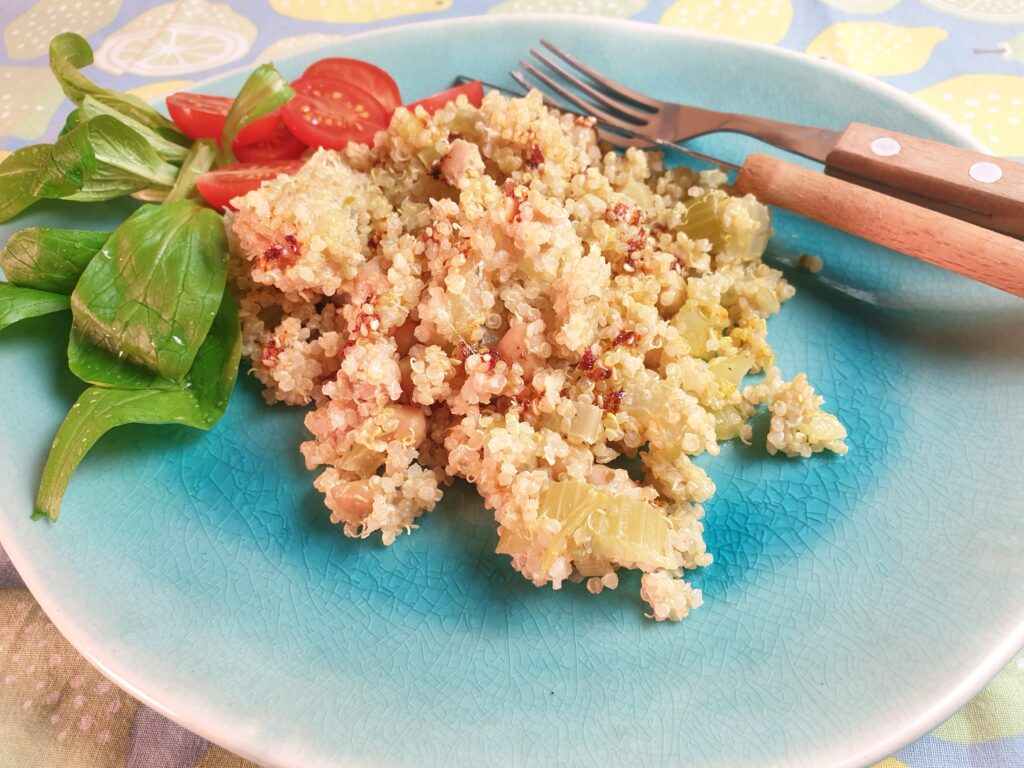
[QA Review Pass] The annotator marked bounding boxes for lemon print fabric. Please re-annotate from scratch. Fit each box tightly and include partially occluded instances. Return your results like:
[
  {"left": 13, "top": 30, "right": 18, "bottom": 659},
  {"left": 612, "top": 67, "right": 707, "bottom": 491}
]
[
  {"left": 975, "top": 31, "right": 1024, "bottom": 63},
  {"left": 4, "top": 0, "right": 120, "bottom": 61},
  {"left": 127, "top": 80, "right": 195, "bottom": 101},
  {"left": 94, "top": 0, "right": 256, "bottom": 76},
  {"left": 920, "top": 0, "right": 1024, "bottom": 24},
  {"left": 489, "top": 0, "right": 647, "bottom": 16},
  {"left": 255, "top": 35, "right": 348, "bottom": 65},
  {"left": 660, "top": 0, "right": 793, "bottom": 44},
  {"left": 269, "top": 0, "right": 453, "bottom": 24},
  {"left": 820, "top": 0, "right": 902, "bottom": 12},
  {"left": 807, "top": 23, "right": 946, "bottom": 76},
  {"left": 915, "top": 74, "right": 1024, "bottom": 156},
  {"left": 871, "top": 759, "right": 911, "bottom": 768},
  {"left": 932, "top": 650, "right": 1024, "bottom": 743},
  {"left": 0, "top": 66, "right": 65, "bottom": 140},
  {"left": 0, "top": 592, "right": 139, "bottom": 768}
]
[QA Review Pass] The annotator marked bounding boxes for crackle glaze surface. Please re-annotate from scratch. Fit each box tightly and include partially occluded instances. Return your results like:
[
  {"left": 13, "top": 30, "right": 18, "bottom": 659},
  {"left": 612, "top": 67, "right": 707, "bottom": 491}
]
[{"left": 1, "top": 18, "right": 1022, "bottom": 768}]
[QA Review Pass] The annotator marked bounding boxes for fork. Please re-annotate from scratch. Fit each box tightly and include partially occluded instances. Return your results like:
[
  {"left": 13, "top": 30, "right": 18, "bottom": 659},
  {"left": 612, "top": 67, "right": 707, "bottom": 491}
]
[
  {"left": 515, "top": 40, "right": 1024, "bottom": 241},
  {"left": 499, "top": 53, "right": 1024, "bottom": 297}
]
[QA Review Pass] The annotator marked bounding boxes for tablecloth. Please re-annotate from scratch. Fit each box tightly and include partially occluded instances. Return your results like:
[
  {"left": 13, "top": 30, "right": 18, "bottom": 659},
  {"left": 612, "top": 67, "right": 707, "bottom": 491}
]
[{"left": 0, "top": 1, "right": 1021, "bottom": 766}]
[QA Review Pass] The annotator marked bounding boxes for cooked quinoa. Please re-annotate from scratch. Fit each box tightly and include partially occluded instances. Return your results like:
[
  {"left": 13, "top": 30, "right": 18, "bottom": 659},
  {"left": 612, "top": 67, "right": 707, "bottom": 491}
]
[{"left": 226, "top": 89, "right": 848, "bottom": 621}]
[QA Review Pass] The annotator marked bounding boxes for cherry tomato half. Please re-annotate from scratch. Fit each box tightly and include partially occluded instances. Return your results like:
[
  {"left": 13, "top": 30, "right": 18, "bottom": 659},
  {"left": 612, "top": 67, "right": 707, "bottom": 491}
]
[
  {"left": 166, "top": 92, "right": 232, "bottom": 140},
  {"left": 301, "top": 58, "right": 401, "bottom": 113},
  {"left": 195, "top": 160, "right": 306, "bottom": 212},
  {"left": 165, "top": 92, "right": 283, "bottom": 144},
  {"left": 406, "top": 81, "right": 484, "bottom": 116},
  {"left": 233, "top": 117, "right": 306, "bottom": 162},
  {"left": 281, "top": 76, "right": 390, "bottom": 150}
]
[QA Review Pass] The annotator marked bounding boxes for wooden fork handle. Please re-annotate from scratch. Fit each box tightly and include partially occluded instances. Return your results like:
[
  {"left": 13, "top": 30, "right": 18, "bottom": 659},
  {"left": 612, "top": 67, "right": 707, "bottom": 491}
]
[
  {"left": 735, "top": 153, "right": 1024, "bottom": 298},
  {"left": 824, "top": 123, "right": 1024, "bottom": 239}
]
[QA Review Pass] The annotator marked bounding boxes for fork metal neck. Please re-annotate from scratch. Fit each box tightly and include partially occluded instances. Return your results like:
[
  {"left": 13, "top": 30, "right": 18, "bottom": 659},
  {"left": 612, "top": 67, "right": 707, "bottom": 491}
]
[{"left": 688, "top": 113, "right": 839, "bottom": 164}]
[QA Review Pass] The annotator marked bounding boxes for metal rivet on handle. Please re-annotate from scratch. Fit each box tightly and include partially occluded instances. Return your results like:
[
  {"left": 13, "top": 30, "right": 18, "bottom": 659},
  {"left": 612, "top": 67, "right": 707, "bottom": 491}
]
[
  {"left": 870, "top": 137, "right": 901, "bottom": 157},
  {"left": 969, "top": 161, "right": 1003, "bottom": 184}
]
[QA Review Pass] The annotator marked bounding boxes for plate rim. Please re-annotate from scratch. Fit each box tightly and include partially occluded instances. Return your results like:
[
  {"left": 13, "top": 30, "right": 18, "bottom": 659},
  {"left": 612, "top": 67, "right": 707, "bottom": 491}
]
[{"left": 1, "top": 13, "right": 1017, "bottom": 768}]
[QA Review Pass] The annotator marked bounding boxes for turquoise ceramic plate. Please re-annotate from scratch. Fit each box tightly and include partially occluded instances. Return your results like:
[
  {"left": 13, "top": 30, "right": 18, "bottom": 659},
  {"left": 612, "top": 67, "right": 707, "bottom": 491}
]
[{"left": 1, "top": 16, "right": 1022, "bottom": 768}]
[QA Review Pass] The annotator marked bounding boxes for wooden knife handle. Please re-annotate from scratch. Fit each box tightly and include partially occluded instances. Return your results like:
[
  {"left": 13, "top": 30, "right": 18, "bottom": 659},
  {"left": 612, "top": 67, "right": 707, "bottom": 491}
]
[
  {"left": 824, "top": 122, "right": 1024, "bottom": 239},
  {"left": 735, "top": 153, "right": 1024, "bottom": 298}
]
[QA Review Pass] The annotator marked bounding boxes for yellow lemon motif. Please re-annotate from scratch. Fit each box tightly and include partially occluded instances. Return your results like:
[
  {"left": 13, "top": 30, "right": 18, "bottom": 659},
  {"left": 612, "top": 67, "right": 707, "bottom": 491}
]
[
  {"left": 920, "top": 0, "right": 1024, "bottom": 23},
  {"left": 95, "top": 0, "right": 256, "bottom": 76},
  {"left": 255, "top": 35, "right": 348, "bottom": 65},
  {"left": 660, "top": 0, "right": 793, "bottom": 45},
  {"left": 871, "top": 760, "right": 911, "bottom": 768},
  {"left": 915, "top": 74, "right": 1024, "bottom": 156},
  {"left": 127, "top": 80, "right": 195, "bottom": 102},
  {"left": 269, "top": 0, "right": 452, "bottom": 24},
  {"left": 4, "top": 0, "right": 120, "bottom": 61},
  {"left": 821, "top": 0, "right": 901, "bottom": 12},
  {"left": 807, "top": 23, "right": 947, "bottom": 76},
  {"left": 489, "top": 0, "right": 648, "bottom": 16},
  {"left": 0, "top": 67, "right": 65, "bottom": 140}
]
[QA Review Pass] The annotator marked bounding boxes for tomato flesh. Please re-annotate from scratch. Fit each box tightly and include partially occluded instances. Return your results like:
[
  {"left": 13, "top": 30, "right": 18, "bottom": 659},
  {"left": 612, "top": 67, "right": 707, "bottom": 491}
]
[
  {"left": 166, "top": 92, "right": 232, "bottom": 140},
  {"left": 196, "top": 160, "right": 305, "bottom": 212},
  {"left": 281, "top": 76, "right": 390, "bottom": 150},
  {"left": 166, "top": 91, "right": 283, "bottom": 144},
  {"left": 236, "top": 110, "right": 287, "bottom": 145},
  {"left": 302, "top": 58, "right": 401, "bottom": 113},
  {"left": 407, "top": 81, "right": 484, "bottom": 116},
  {"left": 234, "top": 117, "right": 306, "bottom": 162}
]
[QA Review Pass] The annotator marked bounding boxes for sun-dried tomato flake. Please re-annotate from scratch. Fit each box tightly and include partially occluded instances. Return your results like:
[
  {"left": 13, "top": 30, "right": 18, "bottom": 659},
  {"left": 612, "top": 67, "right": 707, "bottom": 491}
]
[
  {"left": 577, "top": 348, "right": 597, "bottom": 371},
  {"left": 613, "top": 330, "right": 638, "bottom": 347},
  {"left": 604, "top": 389, "right": 625, "bottom": 413},
  {"left": 259, "top": 234, "right": 302, "bottom": 271},
  {"left": 261, "top": 338, "right": 281, "bottom": 366}
]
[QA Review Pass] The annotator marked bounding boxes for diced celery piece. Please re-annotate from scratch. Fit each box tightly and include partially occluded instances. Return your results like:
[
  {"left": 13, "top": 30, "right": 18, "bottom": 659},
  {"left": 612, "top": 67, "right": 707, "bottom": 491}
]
[
  {"left": 567, "top": 402, "right": 602, "bottom": 444},
  {"left": 680, "top": 191, "right": 771, "bottom": 261},
  {"left": 714, "top": 404, "right": 745, "bottom": 441},
  {"left": 721, "top": 196, "right": 771, "bottom": 261},
  {"left": 537, "top": 480, "right": 675, "bottom": 572},
  {"left": 496, "top": 525, "right": 529, "bottom": 556},
  {"left": 672, "top": 302, "right": 728, "bottom": 359},
  {"left": 709, "top": 354, "right": 754, "bottom": 389},
  {"left": 680, "top": 192, "right": 728, "bottom": 251},
  {"left": 538, "top": 480, "right": 592, "bottom": 570},
  {"left": 802, "top": 410, "right": 847, "bottom": 443},
  {"left": 622, "top": 379, "right": 674, "bottom": 423},
  {"left": 338, "top": 442, "right": 385, "bottom": 475}
]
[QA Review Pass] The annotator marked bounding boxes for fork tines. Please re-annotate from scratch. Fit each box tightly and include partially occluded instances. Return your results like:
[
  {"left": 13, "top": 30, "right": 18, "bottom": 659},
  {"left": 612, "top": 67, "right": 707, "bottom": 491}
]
[{"left": 514, "top": 40, "right": 659, "bottom": 135}]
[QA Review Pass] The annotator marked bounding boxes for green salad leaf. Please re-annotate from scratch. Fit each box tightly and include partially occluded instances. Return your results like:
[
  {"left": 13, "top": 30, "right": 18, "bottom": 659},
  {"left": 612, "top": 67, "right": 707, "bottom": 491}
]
[
  {"left": 0, "top": 283, "right": 70, "bottom": 331},
  {"left": 34, "top": 290, "right": 241, "bottom": 521},
  {"left": 0, "top": 146, "right": 52, "bottom": 223},
  {"left": 31, "top": 126, "right": 93, "bottom": 198},
  {"left": 49, "top": 33, "right": 186, "bottom": 145},
  {"left": 219, "top": 63, "right": 294, "bottom": 164},
  {"left": 9, "top": 31, "right": 266, "bottom": 523},
  {"left": 60, "top": 108, "right": 81, "bottom": 136},
  {"left": 166, "top": 139, "right": 217, "bottom": 203},
  {"left": 67, "top": 330, "right": 172, "bottom": 390},
  {"left": 70, "top": 200, "right": 228, "bottom": 382},
  {"left": 8, "top": 115, "right": 181, "bottom": 218},
  {"left": 41, "top": 115, "right": 180, "bottom": 200},
  {"left": 80, "top": 96, "right": 189, "bottom": 164},
  {"left": 0, "top": 227, "right": 109, "bottom": 294},
  {"left": 72, "top": 115, "right": 180, "bottom": 198}
]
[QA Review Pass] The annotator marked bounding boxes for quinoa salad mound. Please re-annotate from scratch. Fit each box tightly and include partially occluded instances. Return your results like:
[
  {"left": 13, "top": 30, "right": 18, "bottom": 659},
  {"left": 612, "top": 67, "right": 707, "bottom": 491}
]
[{"left": 226, "top": 89, "right": 848, "bottom": 622}]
